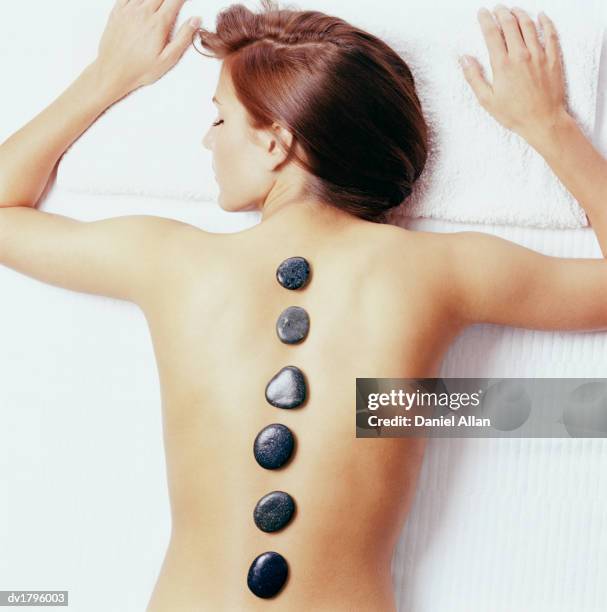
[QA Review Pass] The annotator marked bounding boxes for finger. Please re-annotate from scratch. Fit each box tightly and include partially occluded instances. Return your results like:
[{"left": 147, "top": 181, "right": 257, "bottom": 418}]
[
  {"left": 157, "top": 0, "right": 186, "bottom": 19},
  {"left": 538, "top": 11, "right": 562, "bottom": 68},
  {"left": 159, "top": 16, "right": 201, "bottom": 65},
  {"left": 148, "top": 0, "right": 191, "bottom": 8},
  {"left": 477, "top": 8, "right": 508, "bottom": 71},
  {"left": 492, "top": 5, "right": 527, "bottom": 58},
  {"left": 510, "top": 7, "right": 544, "bottom": 59},
  {"left": 144, "top": 0, "right": 165, "bottom": 11},
  {"left": 459, "top": 55, "right": 493, "bottom": 108}
]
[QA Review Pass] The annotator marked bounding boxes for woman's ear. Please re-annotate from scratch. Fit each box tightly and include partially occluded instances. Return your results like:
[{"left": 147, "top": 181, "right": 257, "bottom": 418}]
[{"left": 261, "top": 122, "right": 294, "bottom": 171}]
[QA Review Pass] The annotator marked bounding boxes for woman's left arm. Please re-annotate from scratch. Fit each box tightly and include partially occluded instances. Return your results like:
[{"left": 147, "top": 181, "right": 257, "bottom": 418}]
[
  {"left": 0, "top": 0, "right": 203, "bottom": 308},
  {"left": 0, "top": 0, "right": 200, "bottom": 208},
  {"left": 445, "top": 5, "right": 607, "bottom": 332}
]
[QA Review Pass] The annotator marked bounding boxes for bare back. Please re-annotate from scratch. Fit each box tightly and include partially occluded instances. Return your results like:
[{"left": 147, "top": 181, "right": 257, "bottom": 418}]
[{"left": 143, "top": 215, "right": 461, "bottom": 611}]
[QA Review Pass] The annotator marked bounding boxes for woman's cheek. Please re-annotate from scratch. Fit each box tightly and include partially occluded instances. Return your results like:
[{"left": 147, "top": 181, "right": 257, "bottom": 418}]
[{"left": 214, "top": 145, "right": 228, "bottom": 181}]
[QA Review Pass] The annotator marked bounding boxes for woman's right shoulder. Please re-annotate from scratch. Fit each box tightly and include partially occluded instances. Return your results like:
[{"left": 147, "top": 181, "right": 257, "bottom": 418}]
[
  {"left": 367, "top": 223, "right": 450, "bottom": 268},
  {"left": 370, "top": 223, "right": 457, "bottom": 307}
]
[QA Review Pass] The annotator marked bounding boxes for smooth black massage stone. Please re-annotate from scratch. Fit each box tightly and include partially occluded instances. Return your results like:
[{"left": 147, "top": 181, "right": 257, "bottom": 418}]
[
  {"left": 253, "top": 491, "right": 296, "bottom": 532},
  {"left": 276, "top": 256, "right": 310, "bottom": 290},
  {"left": 253, "top": 423, "right": 295, "bottom": 469},
  {"left": 265, "top": 365, "right": 306, "bottom": 409},
  {"left": 246, "top": 551, "right": 289, "bottom": 599},
  {"left": 276, "top": 305, "right": 310, "bottom": 344}
]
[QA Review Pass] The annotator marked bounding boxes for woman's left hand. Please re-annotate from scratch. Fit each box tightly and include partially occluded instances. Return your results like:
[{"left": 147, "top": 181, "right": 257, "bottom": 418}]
[
  {"left": 460, "top": 5, "right": 569, "bottom": 146},
  {"left": 93, "top": 0, "right": 201, "bottom": 98}
]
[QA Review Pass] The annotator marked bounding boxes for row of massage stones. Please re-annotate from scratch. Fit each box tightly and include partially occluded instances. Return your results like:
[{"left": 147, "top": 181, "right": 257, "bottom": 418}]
[{"left": 246, "top": 256, "right": 311, "bottom": 600}]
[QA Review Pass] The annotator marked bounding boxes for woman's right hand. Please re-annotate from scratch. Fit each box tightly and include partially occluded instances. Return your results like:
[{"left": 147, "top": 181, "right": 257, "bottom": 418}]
[
  {"left": 93, "top": 0, "right": 201, "bottom": 98},
  {"left": 460, "top": 5, "right": 570, "bottom": 148}
]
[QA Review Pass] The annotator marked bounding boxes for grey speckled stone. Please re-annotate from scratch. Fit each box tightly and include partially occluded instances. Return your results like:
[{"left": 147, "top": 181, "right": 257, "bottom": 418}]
[
  {"left": 265, "top": 365, "right": 307, "bottom": 409},
  {"left": 276, "top": 306, "right": 310, "bottom": 344},
  {"left": 247, "top": 551, "right": 289, "bottom": 599},
  {"left": 276, "top": 256, "right": 311, "bottom": 290},
  {"left": 253, "top": 491, "right": 296, "bottom": 532},
  {"left": 253, "top": 423, "right": 295, "bottom": 469}
]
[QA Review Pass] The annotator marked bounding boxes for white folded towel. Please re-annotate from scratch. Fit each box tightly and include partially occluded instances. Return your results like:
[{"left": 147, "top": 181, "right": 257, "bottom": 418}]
[
  {"left": 381, "top": 0, "right": 605, "bottom": 229},
  {"left": 52, "top": 0, "right": 604, "bottom": 229}
]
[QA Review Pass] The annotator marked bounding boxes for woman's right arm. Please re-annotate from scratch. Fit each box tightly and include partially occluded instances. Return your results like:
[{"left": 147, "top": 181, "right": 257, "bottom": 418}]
[
  {"left": 522, "top": 103, "right": 607, "bottom": 258},
  {"left": 442, "top": 230, "right": 607, "bottom": 331},
  {"left": 460, "top": 6, "right": 607, "bottom": 257},
  {"left": 444, "top": 6, "right": 607, "bottom": 333}
]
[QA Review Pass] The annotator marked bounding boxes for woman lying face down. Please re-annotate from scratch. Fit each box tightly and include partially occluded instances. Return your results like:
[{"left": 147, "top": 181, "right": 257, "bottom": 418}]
[{"left": 0, "top": 1, "right": 606, "bottom": 609}]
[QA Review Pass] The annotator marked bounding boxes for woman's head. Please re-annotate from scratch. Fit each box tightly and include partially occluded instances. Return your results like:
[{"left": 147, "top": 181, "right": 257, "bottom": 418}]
[{"left": 196, "top": 0, "right": 428, "bottom": 223}]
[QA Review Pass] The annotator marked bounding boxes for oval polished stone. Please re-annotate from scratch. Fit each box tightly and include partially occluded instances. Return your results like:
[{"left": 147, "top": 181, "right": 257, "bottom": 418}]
[
  {"left": 276, "top": 306, "right": 310, "bottom": 344},
  {"left": 253, "top": 491, "right": 296, "bottom": 532},
  {"left": 276, "top": 256, "right": 311, "bottom": 290},
  {"left": 265, "top": 365, "right": 307, "bottom": 409},
  {"left": 253, "top": 423, "right": 295, "bottom": 469},
  {"left": 246, "top": 551, "right": 289, "bottom": 599}
]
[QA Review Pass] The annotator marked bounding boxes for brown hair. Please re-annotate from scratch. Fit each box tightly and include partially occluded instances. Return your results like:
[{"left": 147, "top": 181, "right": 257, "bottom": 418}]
[{"left": 193, "top": 0, "right": 428, "bottom": 223}]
